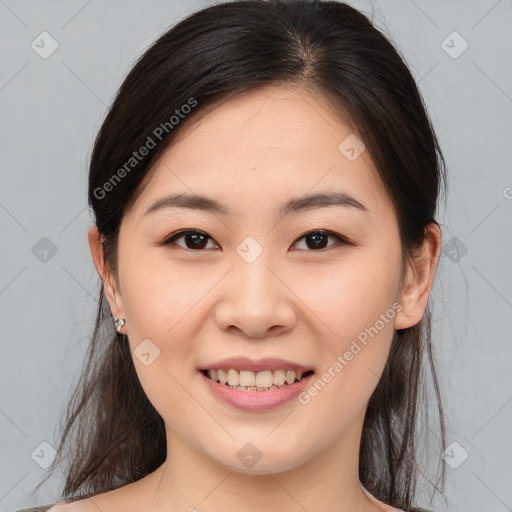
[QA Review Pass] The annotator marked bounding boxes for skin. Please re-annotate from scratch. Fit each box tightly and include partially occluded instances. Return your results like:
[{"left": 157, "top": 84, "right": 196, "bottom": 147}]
[{"left": 67, "top": 84, "right": 441, "bottom": 512}]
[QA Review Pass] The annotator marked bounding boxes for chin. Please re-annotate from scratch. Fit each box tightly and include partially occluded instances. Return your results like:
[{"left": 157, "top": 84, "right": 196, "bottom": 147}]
[{"left": 209, "top": 444, "right": 311, "bottom": 475}]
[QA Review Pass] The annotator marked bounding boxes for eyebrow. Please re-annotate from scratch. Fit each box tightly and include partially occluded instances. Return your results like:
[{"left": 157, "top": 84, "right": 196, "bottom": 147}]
[{"left": 143, "top": 191, "right": 369, "bottom": 218}]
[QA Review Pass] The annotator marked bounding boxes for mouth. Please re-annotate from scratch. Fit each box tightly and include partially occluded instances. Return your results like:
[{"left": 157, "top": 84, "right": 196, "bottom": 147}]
[{"left": 199, "top": 368, "right": 315, "bottom": 392}]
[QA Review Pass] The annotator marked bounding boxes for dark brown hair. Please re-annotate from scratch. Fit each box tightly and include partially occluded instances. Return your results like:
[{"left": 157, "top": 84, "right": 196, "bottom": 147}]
[{"left": 32, "top": 1, "right": 448, "bottom": 510}]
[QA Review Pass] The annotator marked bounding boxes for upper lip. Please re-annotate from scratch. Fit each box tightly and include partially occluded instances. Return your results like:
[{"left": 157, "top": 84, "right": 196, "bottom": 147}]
[{"left": 199, "top": 357, "right": 314, "bottom": 374}]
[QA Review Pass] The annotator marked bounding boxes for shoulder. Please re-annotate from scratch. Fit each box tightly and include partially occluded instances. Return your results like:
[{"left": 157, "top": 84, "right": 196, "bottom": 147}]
[
  {"left": 384, "top": 506, "right": 433, "bottom": 512},
  {"left": 13, "top": 500, "right": 76, "bottom": 512},
  {"left": 360, "top": 484, "right": 436, "bottom": 512},
  {"left": 12, "top": 505, "right": 56, "bottom": 512},
  {"left": 13, "top": 506, "right": 55, "bottom": 512},
  {"left": 13, "top": 508, "right": 51, "bottom": 512}
]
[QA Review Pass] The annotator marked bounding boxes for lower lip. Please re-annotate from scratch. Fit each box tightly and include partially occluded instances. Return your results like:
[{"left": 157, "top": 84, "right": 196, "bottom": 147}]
[{"left": 199, "top": 370, "right": 314, "bottom": 411}]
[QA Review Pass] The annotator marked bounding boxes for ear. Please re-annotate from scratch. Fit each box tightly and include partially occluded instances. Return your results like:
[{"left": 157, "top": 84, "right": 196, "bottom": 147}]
[
  {"left": 394, "top": 223, "right": 442, "bottom": 330},
  {"left": 88, "top": 224, "right": 126, "bottom": 324}
]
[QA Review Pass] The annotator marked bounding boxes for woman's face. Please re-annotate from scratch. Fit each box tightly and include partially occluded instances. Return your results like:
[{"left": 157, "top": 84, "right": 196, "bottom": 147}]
[{"left": 99, "top": 84, "right": 417, "bottom": 474}]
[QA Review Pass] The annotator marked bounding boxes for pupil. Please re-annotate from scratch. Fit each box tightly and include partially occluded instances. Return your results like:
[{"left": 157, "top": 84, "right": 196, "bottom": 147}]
[
  {"left": 307, "top": 233, "right": 327, "bottom": 250},
  {"left": 188, "top": 233, "right": 207, "bottom": 249}
]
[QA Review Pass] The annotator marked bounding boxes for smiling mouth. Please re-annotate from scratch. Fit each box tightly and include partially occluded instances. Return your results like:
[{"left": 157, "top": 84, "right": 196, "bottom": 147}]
[{"left": 200, "top": 368, "right": 315, "bottom": 391}]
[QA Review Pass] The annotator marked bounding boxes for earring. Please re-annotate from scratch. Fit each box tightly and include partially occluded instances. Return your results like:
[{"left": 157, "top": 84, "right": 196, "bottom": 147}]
[{"left": 114, "top": 317, "right": 126, "bottom": 334}]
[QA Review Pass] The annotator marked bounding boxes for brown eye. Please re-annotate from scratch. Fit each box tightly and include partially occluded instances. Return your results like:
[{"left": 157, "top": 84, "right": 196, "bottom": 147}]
[
  {"left": 162, "top": 229, "right": 218, "bottom": 250},
  {"left": 161, "top": 228, "right": 351, "bottom": 252},
  {"left": 292, "top": 230, "right": 349, "bottom": 251}
]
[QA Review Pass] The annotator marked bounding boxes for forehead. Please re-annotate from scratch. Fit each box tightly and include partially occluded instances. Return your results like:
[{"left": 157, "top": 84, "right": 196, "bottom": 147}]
[
  {"left": 171, "top": 84, "right": 363, "bottom": 164},
  {"left": 127, "top": 85, "right": 393, "bottom": 224}
]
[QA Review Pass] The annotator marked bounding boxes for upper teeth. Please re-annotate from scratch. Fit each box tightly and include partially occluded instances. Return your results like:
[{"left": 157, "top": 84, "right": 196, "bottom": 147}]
[{"left": 207, "top": 369, "right": 303, "bottom": 388}]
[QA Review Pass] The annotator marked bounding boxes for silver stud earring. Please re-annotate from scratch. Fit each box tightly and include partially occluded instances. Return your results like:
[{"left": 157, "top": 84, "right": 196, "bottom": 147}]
[{"left": 114, "top": 317, "right": 126, "bottom": 334}]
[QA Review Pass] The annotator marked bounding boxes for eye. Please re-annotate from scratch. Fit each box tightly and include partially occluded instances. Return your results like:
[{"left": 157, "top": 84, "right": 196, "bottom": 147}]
[
  {"left": 162, "top": 229, "right": 219, "bottom": 250},
  {"left": 161, "top": 228, "right": 351, "bottom": 251},
  {"left": 292, "top": 229, "right": 350, "bottom": 251}
]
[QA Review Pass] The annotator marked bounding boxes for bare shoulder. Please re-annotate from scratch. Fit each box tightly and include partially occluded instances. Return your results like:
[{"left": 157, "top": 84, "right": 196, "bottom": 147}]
[
  {"left": 44, "top": 468, "right": 161, "bottom": 512},
  {"left": 47, "top": 494, "right": 114, "bottom": 512},
  {"left": 47, "top": 482, "right": 147, "bottom": 512},
  {"left": 12, "top": 501, "right": 76, "bottom": 512},
  {"left": 47, "top": 499, "right": 91, "bottom": 512},
  {"left": 48, "top": 496, "right": 111, "bottom": 512}
]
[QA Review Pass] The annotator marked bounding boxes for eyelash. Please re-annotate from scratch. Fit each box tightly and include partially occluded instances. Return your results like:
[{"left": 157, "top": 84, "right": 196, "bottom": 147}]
[{"left": 160, "top": 228, "right": 353, "bottom": 252}]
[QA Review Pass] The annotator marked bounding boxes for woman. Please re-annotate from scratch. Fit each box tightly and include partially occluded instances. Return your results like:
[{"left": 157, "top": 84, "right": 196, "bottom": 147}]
[{"left": 18, "top": 0, "right": 448, "bottom": 511}]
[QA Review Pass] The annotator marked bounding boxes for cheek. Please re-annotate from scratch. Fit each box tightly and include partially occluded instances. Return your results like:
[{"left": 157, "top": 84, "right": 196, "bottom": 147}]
[
  {"left": 300, "top": 250, "right": 401, "bottom": 333},
  {"left": 118, "top": 261, "right": 209, "bottom": 427},
  {"left": 120, "top": 248, "right": 201, "bottom": 329},
  {"left": 294, "top": 270, "right": 400, "bottom": 440},
  {"left": 297, "top": 250, "right": 402, "bottom": 391},
  {"left": 118, "top": 253, "right": 215, "bottom": 380}
]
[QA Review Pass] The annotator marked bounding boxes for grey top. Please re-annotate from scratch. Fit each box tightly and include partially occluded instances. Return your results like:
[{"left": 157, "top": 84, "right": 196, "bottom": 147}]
[
  {"left": 14, "top": 500, "right": 71, "bottom": 512},
  {"left": 14, "top": 507, "right": 53, "bottom": 512},
  {"left": 13, "top": 505, "right": 434, "bottom": 512},
  {"left": 13, "top": 498, "right": 433, "bottom": 512}
]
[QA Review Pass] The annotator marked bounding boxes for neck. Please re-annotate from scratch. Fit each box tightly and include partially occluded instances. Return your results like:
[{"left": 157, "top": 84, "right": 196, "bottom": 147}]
[{"left": 143, "top": 416, "right": 381, "bottom": 512}]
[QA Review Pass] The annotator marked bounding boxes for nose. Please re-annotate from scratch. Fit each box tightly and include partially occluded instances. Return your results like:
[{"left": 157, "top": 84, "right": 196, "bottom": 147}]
[{"left": 213, "top": 251, "right": 297, "bottom": 339}]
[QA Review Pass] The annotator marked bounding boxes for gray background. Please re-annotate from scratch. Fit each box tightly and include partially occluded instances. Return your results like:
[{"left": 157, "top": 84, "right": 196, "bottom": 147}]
[{"left": 1, "top": 1, "right": 511, "bottom": 511}]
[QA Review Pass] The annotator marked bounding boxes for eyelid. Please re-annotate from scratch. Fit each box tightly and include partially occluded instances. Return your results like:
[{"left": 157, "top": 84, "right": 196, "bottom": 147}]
[
  {"left": 294, "top": 229, "right": 355, "bottom": 248},
  {"left": 160, "top": 228, "right": 354, "bottom": 251},
  {"left": 161, "top": 229, "right": 219, "bottom": 250}
]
